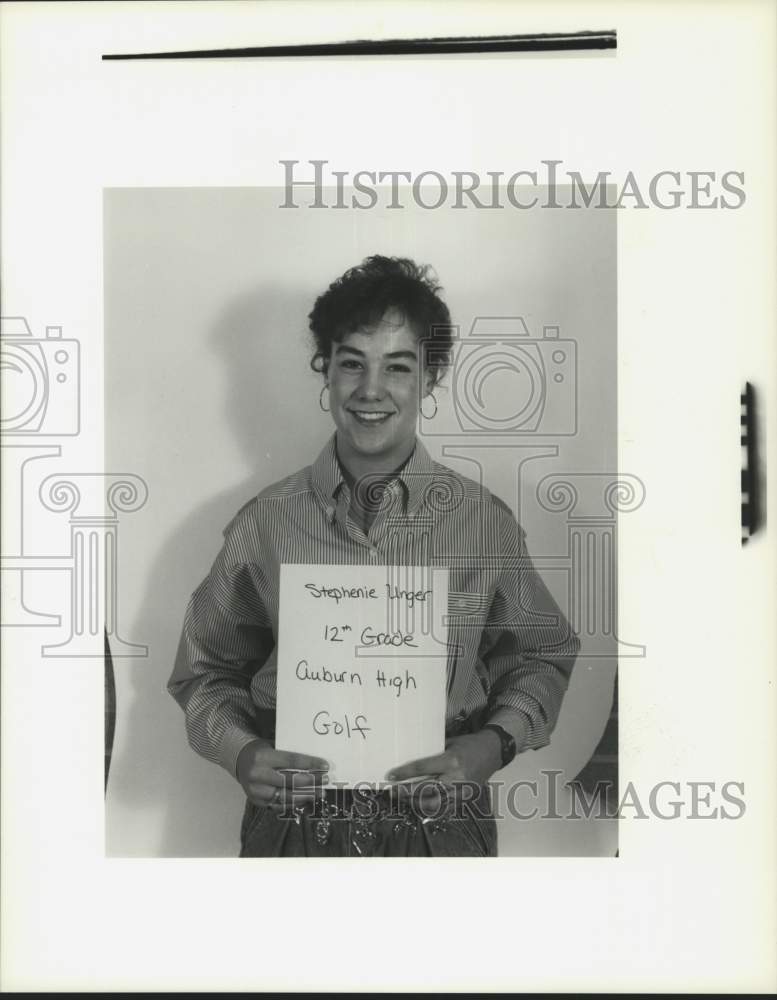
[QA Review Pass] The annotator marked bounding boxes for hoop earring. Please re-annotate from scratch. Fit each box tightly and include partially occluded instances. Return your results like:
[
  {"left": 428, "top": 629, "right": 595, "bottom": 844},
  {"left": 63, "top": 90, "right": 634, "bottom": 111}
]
[
  {"left": 319, "top": 384, "right": 330, "bottom": 413},
  {"left": 420, "top": 391, "right": 438, "bottom": 420}
]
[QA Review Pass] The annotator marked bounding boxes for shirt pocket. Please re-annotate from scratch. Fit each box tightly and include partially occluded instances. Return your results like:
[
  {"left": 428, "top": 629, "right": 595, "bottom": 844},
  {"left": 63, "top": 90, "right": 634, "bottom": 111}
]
[{"left": 448, "top": 590, "right": 492, "bottom": 618}]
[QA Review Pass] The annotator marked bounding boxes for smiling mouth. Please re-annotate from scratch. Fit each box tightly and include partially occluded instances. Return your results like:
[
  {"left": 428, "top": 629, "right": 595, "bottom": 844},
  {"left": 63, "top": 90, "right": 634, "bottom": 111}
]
[{"left": 348, "top": 410, "right": 395, "bottom": 426}]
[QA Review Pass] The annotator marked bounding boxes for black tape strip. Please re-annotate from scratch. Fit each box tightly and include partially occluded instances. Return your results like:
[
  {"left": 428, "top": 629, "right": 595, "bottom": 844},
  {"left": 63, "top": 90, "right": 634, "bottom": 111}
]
[
  {"left": 102, "top": 30, "right": 617, "bottom": 61},
  {"left": 741, "top": 381, "right": 762, "bottom": 544}
]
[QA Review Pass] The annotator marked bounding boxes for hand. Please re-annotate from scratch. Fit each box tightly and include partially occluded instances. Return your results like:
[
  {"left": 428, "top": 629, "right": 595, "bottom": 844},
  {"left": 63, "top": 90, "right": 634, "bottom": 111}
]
[
  {"left": 385, "top": 731, "right": 503, "bottom": 810},
  {"left": 236, "top": 739, "right": 329, "bottom": 812}
]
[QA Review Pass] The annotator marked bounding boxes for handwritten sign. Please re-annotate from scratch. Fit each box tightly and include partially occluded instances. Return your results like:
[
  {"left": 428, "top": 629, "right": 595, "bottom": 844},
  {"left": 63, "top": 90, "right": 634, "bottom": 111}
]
[{"left": 275, "top": 564, "right": 449, "bottom": 785}]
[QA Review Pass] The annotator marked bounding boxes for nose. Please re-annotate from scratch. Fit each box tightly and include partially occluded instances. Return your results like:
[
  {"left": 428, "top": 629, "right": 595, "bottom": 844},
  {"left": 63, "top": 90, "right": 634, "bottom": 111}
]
[{"left": 357, "top": 364, "right": 385, "bottom": 400}]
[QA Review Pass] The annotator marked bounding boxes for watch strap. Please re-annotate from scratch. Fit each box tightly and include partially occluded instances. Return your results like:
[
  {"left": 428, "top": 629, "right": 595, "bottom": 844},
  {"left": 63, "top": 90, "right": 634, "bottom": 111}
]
[{"left": 481, "top": 723, "right": 517, "bottom": 768}]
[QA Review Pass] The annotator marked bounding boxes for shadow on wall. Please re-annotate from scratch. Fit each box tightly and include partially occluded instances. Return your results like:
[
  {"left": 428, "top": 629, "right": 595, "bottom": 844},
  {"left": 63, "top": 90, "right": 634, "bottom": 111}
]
[{"left": 106, "top": 283, "right": 330, "bottom": 857}]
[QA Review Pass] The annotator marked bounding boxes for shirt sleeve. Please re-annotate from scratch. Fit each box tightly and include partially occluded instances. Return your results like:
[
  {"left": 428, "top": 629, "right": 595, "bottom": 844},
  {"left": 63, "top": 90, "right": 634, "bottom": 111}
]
[
  {"left": 480, "top": 507, "right": 581, "bottom": 752},
  {"left": 167, "top": 505, "right": 276, "bottom": 778}
]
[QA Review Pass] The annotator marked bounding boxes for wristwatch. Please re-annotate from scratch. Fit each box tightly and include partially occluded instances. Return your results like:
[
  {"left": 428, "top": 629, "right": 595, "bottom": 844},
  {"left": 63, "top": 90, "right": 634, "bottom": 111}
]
[{"left": 481, "top": 724, "right": 517, "bottom": 768}]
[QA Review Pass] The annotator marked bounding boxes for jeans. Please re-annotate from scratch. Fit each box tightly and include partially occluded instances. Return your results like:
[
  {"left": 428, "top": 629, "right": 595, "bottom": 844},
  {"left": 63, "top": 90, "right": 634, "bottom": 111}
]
[{"left": 239, "top": 782, "right": 498, "bottom": 858}]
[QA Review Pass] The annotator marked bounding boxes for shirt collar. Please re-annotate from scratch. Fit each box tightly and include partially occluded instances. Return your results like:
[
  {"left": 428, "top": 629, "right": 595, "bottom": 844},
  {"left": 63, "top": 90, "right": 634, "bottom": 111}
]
[
  {"left": 311, "top": 433, "right": 436, "bottom": 517},
  {"left": 310, "top": 435, "right": 345, "bottom": 516}
]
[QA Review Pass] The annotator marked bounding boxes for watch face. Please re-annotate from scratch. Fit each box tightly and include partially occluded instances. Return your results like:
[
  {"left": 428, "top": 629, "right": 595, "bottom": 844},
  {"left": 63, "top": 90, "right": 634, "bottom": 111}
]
[{"left": 499, "top": 729, "right": 515, "bottom": 764}]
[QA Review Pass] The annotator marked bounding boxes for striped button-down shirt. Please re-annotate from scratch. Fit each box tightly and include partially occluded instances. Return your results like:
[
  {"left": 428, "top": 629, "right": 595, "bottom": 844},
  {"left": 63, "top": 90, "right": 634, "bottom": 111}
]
[{"left": 168, "top": 434, "right": 580, "bottom": 777}]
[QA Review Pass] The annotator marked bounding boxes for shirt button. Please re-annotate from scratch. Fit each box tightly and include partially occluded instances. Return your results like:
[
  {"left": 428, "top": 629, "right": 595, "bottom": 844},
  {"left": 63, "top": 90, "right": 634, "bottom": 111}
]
[{"left": 369, "top": 547, "right": 379, "bottom": 559}]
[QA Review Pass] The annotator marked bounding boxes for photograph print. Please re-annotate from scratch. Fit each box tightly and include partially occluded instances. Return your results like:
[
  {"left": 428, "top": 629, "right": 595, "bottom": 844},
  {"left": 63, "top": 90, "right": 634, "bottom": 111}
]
[{"left": 103, "top": 180, "right": 623, "bottom": 858}]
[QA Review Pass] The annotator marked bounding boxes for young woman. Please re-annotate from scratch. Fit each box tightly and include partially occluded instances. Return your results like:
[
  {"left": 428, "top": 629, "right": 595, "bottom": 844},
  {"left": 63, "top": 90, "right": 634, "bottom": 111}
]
[{"left": 168, "top": 255, "right": 580, "bottom": 856}]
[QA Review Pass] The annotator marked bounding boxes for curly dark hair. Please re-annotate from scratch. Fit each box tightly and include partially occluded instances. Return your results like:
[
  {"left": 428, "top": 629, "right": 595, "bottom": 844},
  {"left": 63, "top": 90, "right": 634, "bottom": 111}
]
[{"left": 308, "top": 255, "right": 454, "bottom": 387}]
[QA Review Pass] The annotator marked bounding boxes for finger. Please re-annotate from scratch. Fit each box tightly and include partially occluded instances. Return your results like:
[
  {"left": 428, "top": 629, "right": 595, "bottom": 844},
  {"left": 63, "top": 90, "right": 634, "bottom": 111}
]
[
  {"left": 386, "top": 775, "right": 437, "bottom": 801},
  {"left": 246, "top": 784, "right": 281, "bottom": 807},
  {"left": 412, "top": 780, "right": 459, "bottom": 814},
  {"left": 249, "top": 783, "right": 325, "bottom": 809},
  {"left": 411, "top": 776, "right": 454, "bottom": 795},
  {"left": 278, "top": 751, "right": 330, "bottom": 772},
  {"left": 249, "top": 749, "right": 329, "bottom": 773},
  {"left": 246, "top": 765, "right": 328, "bottom": 791},
  {"left": 390, "top": 776, "right": 450, "bottom": 806},
  {"left": 275, "top": 769, "right": 330, "bottom": 791},
  {"left": 408, "top": 786, "right": 443, "bottom": 815},
  {"left": 385, "top": 755, "right": 450, "bottom": 781}
]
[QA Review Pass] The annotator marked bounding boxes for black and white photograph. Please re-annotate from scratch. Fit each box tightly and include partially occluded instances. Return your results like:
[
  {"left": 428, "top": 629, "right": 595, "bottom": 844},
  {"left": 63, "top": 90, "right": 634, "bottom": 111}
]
[
  {"left": 104, "top": 184, "right": 618, "bottom": 858},
  {"left": 1, "top": 1, "right": 775, "bottom": 992}
]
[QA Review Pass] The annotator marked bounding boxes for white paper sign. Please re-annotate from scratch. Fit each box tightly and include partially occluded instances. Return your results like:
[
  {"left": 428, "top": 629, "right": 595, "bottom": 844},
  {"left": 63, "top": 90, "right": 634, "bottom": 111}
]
[{"left": 275, "top": 564, "right": 449, "bottom": 785}]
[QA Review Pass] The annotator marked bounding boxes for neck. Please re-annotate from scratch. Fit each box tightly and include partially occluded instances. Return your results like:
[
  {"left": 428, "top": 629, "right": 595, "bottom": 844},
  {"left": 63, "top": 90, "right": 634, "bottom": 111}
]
[{"left": 334, "top": 433, "right": 416, "bottom": 489}]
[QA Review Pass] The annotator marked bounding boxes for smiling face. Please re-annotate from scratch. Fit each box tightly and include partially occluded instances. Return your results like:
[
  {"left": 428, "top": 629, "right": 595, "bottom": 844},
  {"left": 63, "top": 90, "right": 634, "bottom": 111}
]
[{"left": 326, "top": 310, "right": 432, "bottom": 478}]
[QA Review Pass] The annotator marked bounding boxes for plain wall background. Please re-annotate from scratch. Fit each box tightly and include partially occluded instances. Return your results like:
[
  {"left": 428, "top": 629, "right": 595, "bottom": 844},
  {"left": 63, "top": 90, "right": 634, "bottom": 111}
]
[{"left": 104, "top": 186, "right": 617, "bottom": 856}]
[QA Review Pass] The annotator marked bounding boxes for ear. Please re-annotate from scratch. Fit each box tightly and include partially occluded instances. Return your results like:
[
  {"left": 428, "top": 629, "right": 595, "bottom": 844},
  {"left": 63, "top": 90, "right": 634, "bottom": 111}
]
[{"left": 422, "top": 368, "right": 436, "bottom": 396}]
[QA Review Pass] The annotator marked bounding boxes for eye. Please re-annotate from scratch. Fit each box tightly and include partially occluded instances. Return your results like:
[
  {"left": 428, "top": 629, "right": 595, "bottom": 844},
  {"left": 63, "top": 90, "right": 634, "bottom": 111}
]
[
  {"left": 387, "top": 364, "right": 412, "bottom": 373},
  {"left": 339, "top": 358, "right": 362, "bottom": 370}
]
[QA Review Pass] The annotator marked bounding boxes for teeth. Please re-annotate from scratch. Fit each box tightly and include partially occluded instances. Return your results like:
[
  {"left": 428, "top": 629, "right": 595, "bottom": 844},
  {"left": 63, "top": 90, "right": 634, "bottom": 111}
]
[{"left": 352, "top": 412, "right": 391, "bottom": 421}]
